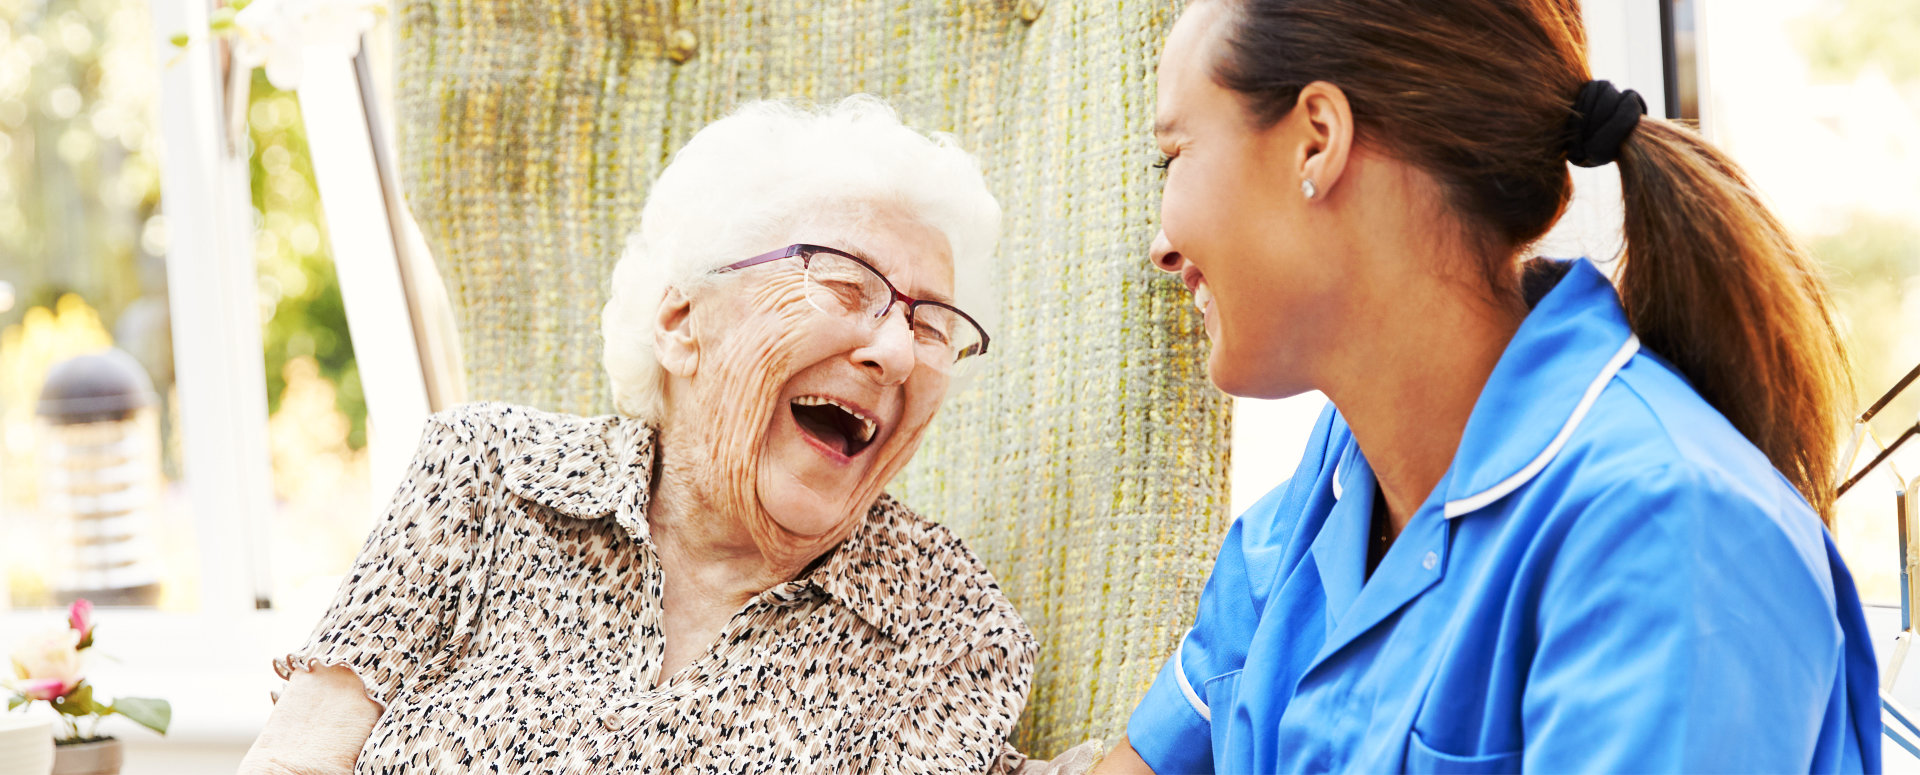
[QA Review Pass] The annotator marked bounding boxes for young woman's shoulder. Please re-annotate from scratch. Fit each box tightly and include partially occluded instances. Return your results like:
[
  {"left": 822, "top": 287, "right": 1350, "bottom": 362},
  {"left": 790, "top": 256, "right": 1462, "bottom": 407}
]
[{"left": 1541, "top": 350, "right": 1836, "bottom": 594}]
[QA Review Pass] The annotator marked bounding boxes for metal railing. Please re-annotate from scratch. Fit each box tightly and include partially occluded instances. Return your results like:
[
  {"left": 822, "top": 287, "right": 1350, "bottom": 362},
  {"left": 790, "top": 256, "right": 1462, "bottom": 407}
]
[{"left": 1834, "top": 361, "right": 1920, "bottom": 758}]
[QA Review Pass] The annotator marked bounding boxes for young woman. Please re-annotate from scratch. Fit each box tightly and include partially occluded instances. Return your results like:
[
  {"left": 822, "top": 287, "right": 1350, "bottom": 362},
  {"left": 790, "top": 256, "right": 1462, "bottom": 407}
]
[{"left": 1096, "top": 0, "right": 1880, "bottom": 772}]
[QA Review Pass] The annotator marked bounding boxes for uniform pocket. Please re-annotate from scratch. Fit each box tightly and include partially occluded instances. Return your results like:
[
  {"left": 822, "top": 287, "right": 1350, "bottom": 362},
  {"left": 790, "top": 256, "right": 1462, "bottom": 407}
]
[
  {"left": 1405, "top": 730, "right": 1523, "bottom": 775},
  {"left": 1204, "top": 669, "right": 1243, "bottom": 762}
]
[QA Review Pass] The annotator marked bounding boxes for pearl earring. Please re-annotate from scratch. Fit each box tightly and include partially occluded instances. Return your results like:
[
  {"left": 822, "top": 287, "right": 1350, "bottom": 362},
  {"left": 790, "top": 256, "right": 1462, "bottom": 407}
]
[{"left": 1301, "top": 178, "right": 1318, "bottom": 199}]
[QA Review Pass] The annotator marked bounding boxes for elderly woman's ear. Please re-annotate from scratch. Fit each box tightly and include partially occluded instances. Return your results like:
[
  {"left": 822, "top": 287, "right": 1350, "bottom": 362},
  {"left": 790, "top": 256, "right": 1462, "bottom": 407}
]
[{"left": 652, "top": 285, "right": 700, "bottom": 377}]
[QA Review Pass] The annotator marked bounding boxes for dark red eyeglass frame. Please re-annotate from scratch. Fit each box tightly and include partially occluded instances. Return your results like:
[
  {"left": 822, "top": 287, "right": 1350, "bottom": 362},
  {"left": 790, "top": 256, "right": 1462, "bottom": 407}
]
[{"left": 714, "top": 243, "right": 991, "bottom": 359}]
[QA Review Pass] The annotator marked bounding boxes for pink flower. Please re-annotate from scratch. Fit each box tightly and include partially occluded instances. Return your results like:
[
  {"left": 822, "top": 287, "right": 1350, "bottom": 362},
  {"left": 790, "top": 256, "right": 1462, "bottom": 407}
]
[
  {"left": 10, "top": 627, "right": 84, "bottom": 699},
  {"left": 15, "top": 677, "right": 79, "bottom": 702},
  {"left": 67, "top": 599, "right": 94, "bottom": 649}
]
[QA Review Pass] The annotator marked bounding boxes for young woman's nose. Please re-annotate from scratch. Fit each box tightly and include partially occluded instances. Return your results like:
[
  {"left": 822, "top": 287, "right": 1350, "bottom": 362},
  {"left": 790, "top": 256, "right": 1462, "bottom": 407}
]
[{"left": 1149, "top": 230, "right": 1184, "bottom": 274}]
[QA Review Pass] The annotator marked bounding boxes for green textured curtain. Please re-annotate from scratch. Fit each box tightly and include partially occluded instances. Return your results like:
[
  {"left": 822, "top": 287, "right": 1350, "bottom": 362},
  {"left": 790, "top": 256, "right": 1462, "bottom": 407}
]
[{"left": 396, "top": 0, "right": 1232, "bottom": 756}]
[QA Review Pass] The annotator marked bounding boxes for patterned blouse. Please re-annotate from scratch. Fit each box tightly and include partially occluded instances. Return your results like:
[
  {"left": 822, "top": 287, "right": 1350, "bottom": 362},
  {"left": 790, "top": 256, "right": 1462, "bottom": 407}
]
[{"left": 275, "top": 402, "right": 1036, "bottom": 773}]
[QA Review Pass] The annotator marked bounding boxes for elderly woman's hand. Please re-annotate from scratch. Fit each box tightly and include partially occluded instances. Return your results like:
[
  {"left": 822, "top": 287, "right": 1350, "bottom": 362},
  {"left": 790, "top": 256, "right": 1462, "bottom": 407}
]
[
  {"left": 1016, "top": 738, "right": 1116, "bottom": 775},
  {"left": 238, "top": 665, "right": 380, "bottom": 775}
]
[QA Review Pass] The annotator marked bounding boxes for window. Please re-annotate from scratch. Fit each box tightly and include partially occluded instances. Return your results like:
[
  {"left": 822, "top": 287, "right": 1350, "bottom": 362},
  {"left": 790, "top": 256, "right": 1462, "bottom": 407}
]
[{"left": 1699, "top": 0, "right": 1920, "bottom": 606}]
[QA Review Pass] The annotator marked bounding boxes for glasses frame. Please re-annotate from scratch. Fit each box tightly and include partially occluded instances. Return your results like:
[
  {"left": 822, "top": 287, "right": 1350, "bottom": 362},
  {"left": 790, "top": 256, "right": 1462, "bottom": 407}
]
[{"left": 714, "top": 243, "right": 992, "bottom": 360}]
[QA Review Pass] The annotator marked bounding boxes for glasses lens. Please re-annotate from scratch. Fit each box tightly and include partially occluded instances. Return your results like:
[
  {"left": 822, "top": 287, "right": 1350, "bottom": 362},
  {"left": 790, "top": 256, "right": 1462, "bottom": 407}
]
[
  {"left": 800, "top": 249, "right": 988, "bottom": 373},
  {"left": 908, "top": 305, "right": 986, "bottom": 372},
  {"left": 803, "top": 252, "right": 890, "bottom": 319}
]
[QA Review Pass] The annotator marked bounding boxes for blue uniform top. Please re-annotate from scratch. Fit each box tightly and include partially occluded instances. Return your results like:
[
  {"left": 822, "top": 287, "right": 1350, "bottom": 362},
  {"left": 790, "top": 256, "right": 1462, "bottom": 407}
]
[{"left": 1127, "top": 259, "right": 1881, "bottom": 774}]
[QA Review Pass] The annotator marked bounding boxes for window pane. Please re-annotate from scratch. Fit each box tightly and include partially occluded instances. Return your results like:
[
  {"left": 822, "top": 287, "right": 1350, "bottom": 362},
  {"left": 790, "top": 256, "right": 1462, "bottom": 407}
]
[
  {"left": 0, "top": 1, "right": 374, "bottom": 613},
  {"left": 248, "top": 71, "right": 375, "bottom": 613},
  {"left": 0, "top": 0, "right": 182, "bottom": 610},
  {"left": 1702, "top": 0, "right": 1920, "bottom": 606}
]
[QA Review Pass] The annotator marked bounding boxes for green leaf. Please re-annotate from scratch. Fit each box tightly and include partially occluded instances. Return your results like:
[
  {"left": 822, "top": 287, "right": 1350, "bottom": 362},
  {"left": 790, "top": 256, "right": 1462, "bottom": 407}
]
[
  {"left": 230, "top": 0, "right": 253, "bottom": 10},
  {"left": 7, "top": 696, "right": 25, "bottom": 711},
  {"left": 169, "top": 32, "right": 191, "bottom": 48},
  {"left": 51, "top": 684, "right": 96, "bottom": 718},
  {"left": 209, "top": 7, "right": 236, "bottom": 26},
  {"left": 109, "top": 698, "right": 170, "bottom": 736}
]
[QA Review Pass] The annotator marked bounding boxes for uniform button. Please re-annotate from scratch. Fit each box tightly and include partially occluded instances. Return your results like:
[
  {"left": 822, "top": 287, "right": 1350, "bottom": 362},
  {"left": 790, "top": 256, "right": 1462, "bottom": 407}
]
[
  {"left": 1422, "top": 551, "right": 1438, "bottom": 570},
  {"left": 601, "top": 712, "right": 625, "bottom": 731},
  {"left": 1016, "top": 0, "right": 1044, "bottom": 22}
]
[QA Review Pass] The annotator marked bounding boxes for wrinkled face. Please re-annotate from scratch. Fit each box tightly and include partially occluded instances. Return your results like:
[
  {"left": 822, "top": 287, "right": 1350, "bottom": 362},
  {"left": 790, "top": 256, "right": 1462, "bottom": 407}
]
[
  {"left": 666, "top": 205, "right": 955, "bottom": 565},
  {"left": 1151, "top": 1, "right": 1346, "bottom": 398}
]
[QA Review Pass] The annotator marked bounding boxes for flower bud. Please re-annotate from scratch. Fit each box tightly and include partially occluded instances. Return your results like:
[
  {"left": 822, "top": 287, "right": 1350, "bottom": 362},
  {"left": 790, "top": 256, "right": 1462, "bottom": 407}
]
[{"left": 68, "top": 599, "right": 95, "bottom": 649}]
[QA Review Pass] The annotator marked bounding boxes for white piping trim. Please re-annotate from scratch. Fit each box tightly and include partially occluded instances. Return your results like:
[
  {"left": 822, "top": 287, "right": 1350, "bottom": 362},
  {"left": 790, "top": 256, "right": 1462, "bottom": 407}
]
[
  {"left": 1331, "top": 452, "right": 1346, "bottom": 501},
  {"left": 1442, "top": 335, "right": 1640, "bottom": 519},
  {"left": 1173, "top": 633, "right": 1211, "bottom": 722}
]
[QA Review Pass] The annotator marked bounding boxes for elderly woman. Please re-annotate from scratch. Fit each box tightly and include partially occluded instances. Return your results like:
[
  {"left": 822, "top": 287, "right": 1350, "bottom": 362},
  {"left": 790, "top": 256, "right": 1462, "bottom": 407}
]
[{"left": 239, "top": 97, "right": 1035, "bottom": 774}]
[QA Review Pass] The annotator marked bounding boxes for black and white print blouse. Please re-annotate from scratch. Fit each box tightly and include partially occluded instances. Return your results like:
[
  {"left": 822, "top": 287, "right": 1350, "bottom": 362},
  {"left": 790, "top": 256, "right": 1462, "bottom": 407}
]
[{"left": 274, "top": 402, "right": 1036, "bottom": 773}]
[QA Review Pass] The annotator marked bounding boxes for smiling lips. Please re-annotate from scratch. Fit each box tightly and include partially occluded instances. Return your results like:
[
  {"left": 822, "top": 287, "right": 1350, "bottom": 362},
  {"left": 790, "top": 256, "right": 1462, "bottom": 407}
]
[
  {"left": 1182, "top": 265, "right": 1213, "bottom": 316},
  {"left": 789, "top": 395, "right": 881, "bottom": 459}
]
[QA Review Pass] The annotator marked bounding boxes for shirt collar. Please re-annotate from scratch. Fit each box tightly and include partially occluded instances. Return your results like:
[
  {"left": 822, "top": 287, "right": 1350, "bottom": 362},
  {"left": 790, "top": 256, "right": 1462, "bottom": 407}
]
[
  {"left": 803, "top": 494, "right": 1000, "bottom": 663},
  {"left": 496, "top": 405, "right": 995, "bottom": 663},
  {"left": 1438, "top": 258, "right": 1641, "bottom": 519},
  {"left": 495, "top": 405, "right": 657, "bottom": 540}
]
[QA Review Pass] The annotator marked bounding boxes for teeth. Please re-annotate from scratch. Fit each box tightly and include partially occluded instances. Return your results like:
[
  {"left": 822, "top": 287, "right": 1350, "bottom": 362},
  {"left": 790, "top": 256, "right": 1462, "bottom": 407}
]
[
  {"left": 1193, "top": 282, "right": 1214, "bottom": 315},
  {"left": 793, "top": 395, "right": 878, "bottom": 444}
]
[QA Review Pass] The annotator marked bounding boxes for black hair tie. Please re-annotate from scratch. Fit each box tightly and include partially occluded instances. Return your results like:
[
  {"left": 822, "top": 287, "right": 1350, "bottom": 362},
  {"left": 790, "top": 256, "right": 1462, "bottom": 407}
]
[{"left": 1566, "top": 80, "right": 1647, "bottom": 168}]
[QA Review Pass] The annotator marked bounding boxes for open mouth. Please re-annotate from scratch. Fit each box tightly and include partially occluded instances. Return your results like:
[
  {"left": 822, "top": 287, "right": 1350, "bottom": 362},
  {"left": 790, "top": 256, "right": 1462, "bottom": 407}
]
[{"left": 789, "top": 395, "right": 880, "bottom": 459}]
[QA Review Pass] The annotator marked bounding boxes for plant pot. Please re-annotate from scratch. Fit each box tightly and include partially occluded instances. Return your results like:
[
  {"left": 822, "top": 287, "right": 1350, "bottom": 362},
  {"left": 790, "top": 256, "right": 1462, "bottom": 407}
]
[{"left": 51, "top": 738, "right": 122, "bottom": 775}]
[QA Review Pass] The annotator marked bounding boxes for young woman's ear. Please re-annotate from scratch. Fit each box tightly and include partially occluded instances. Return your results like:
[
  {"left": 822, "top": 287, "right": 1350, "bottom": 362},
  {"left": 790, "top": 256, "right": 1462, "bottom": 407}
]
[
  {"left": 1288, "top": 81, "right": 1356, "bottom": 199},
  {"left": 652, "top": 286, "right": 699, "bottom": 377}
]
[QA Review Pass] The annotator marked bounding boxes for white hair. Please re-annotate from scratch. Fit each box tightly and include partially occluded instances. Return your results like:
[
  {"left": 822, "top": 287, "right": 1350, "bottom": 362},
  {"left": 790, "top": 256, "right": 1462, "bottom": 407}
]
[{"left": 601, "top": 96, "right": 1003, "bottom": 422}]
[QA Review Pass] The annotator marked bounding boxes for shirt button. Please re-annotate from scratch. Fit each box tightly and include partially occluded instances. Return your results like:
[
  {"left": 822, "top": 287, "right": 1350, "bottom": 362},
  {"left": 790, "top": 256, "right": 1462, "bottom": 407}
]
[
  {"left": 1422, "top": 551, "right": 1438, "bottom": 570},
  {"left": 601, "top": 712, "right": 625, "bottom": 731}
]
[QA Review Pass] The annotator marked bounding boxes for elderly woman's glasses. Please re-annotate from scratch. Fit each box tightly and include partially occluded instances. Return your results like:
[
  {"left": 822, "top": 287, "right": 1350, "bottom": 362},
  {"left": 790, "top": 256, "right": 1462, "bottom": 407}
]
[{"left": 714, "top": 244, "right": 991, "bottom": 372}]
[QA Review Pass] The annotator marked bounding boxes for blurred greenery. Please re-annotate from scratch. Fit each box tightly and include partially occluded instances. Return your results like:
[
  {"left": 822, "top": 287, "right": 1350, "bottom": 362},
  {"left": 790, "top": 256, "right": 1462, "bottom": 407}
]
[
  {"left": 1815, "top": 214, "right": 1920, "bottom": 427},
  {"left": 0, "top": 0, "right": 162, "bottom": 336},
  {"left": 247, "top": 72, "right": 365, "bottom": 449},
  {"left": 1797, "top": 0, "right": 1920, "bottom": 86},
  {"left": 1796, "top": 0, "right": 1920, "bottom": 430}
]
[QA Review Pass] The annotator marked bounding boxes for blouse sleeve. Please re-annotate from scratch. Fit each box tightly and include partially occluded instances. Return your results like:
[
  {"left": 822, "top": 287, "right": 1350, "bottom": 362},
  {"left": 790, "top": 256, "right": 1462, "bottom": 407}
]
[
  {"left": 870, "top": 620, "right": 1037, "bottom": 775},
  {"left": 273, "top": 411, "right": 490, "bottom": 711}
]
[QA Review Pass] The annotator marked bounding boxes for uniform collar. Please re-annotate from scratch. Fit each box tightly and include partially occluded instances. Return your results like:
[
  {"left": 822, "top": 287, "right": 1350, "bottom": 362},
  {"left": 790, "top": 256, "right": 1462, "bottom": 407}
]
[
  {"left": 1437, "top": 258, "right": 1640, "bottom": 519},
  {"left": 1301, "top": 262, "right": 1638, "bottom": 670},
  {"left": 495, "top": 405, "right": 993, "bottom": 663}
]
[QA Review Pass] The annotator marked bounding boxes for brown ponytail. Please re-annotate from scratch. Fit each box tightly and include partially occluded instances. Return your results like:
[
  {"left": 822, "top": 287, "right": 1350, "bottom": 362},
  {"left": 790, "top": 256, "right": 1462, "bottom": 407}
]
[
  {"left": 1615, "top": 120, "right": 1851, "bottom": 520},
  {"left": 1210, "top": 0, "right": 1852, "bottom": 521}
]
